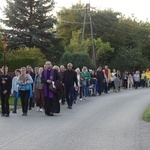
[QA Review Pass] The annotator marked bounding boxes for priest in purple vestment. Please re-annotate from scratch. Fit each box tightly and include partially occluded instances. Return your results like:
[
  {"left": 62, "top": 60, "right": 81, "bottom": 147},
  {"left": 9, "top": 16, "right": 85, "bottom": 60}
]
[{"left": 41, "top": 61, "right": 60, "bottom": 116}]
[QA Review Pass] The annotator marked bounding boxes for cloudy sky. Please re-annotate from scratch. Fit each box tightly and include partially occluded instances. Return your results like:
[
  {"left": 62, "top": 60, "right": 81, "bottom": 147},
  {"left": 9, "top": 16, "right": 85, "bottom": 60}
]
[{"left": 0, "top": 0, "right": 150, "bottom": 21}]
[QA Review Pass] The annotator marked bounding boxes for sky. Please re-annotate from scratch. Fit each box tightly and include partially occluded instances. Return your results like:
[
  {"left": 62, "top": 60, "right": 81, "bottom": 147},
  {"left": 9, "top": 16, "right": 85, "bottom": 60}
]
[{"left": 0, "top": 0, "right": 150, "bottom": 22}]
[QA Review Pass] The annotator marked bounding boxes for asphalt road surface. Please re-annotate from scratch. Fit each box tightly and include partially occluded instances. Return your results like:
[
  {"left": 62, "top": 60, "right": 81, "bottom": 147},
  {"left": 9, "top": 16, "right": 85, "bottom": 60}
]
[{"left": 0, "top": 88, "right": 150, "bottom": 150}]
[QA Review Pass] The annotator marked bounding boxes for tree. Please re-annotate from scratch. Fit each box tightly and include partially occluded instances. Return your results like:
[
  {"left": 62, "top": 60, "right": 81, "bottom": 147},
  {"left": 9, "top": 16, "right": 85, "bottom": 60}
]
[
  {"left": 1, "top": 0, "right": 57, "bottom": 54},
  {"left": 94, "top": 38, "right": 114, "bottom": 66},
  {"left": 57, "top": 3, "right": 85, "bottom": 46},
  {"left": 65, "top": 29, "right": 91, "bottom": 52},
  {"left": 60, "top": 52, "right": 92, "bottom": 69},
  {"left": 110, "top": 47, "right": 146, "bottom": 71}
]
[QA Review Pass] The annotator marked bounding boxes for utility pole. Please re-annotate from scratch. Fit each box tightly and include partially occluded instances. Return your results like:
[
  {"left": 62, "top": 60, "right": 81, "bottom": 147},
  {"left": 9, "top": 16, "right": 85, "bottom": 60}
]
[
  {"left": 81, "top": 8, "right": 86, "bottom": 43},
  {"left": 82, "top": 3, "right": 96, "bottom": 68}
]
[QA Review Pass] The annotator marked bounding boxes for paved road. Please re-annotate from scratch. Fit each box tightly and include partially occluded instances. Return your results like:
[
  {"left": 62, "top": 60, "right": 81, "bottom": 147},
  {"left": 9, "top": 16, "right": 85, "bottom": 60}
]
[{"left": 0, "top": 88, "right": 150, "bottom": 150}]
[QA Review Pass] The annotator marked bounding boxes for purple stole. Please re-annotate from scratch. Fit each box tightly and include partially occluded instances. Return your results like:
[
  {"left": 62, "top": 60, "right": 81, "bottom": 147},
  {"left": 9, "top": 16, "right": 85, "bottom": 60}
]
[{"left": 43, "top": 69, "right": 54, "bottom": 98}]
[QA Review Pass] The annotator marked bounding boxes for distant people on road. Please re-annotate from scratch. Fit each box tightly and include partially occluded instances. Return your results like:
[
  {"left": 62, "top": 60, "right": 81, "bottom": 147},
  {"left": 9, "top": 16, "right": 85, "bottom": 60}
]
[
  {"left": 96, "top": 66, "right": 105, "bottom": 95},
  {"left": 145, "top": 69, "right": 150, "bottom": 87},
  {"left": 33, "top": 67, "right": 44, "bottom": 112},
  {"left": 127, "top": 73, "right": 134, "bottom": 90},
  {"left": 59, "top": 65, "right": 66, "bottom": 105},
  {"left": 133, "top": 71, "right": 140, "bottom": 89},
  {"left": 81, "top": 66, "right": 91, "bottom": 99},
  {"left": 141, "top": 70, "right": 146, "bottom": 88},
  {"left": 122, "top": 71, "right": 128, "bottom": 89}
]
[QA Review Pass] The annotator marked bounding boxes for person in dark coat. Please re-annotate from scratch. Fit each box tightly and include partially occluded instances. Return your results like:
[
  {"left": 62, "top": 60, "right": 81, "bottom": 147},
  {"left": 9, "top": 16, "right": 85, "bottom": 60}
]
[
  {"left": 0, "top": 66, "right": 12, "bottom": 117},
  {"left": 62, "top": 63, "right": 78, "bottom": 109},
  {"left": 41, "top": 61, "right": 60, "bottom": 116},
  {"left": 96, "top": 66, "right": 105, "bottom": 95}
]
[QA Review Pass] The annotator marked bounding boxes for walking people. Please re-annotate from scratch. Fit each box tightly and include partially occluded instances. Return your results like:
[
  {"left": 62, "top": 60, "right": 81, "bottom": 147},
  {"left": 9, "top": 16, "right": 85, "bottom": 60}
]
[
  {"left": 11, "top": 69, "right": 21, "bottom": 113},
  {"left": 41, "top": 61, "right": 60, "bottom": 116},
  {"left": 33, "top": 67, "right": 44, "bottom": 112},
  {"left": 17, "top": 67, "right": 33, "bottom": 116},
  {"left": 60, "top": 65, "right": 66, "bottom": 105},
  {"left": 0, "top": 66, "right": 12, "bottom": 117},
  {"left": 26, "top": 65, "right": 35, "bottom": 110},
  {"left": 63, "top": 63, "right": 78, "bottom": 109},
  {"left": 81, "top": 66, "right": 91, "bottom": 99},
  {"left": 96, "top": 66, "right": 105, "bottom": 95},
  {"left": 141, "top": 70, "right": 146, "bottom": 88},
  {"left": 111, "top": 69, "right": 117, "bottom": 91},
  {"left": 133, "top": 71, "right": 140, "bottom": 89},
  {"left": 145, "top": 69, "right": 150, "bottom": 87},
  {"left": 127, "top": 73, "right": 134, "bottom": 89},
  {"left": 122, "top": 71, "right": 128, "bottom": 89},
  {"left": 103, "top": 66, "right": 111, "bottom": 93},
  {"left": 114, "top": 70, "right": 121, "bottom": 92},
  {"left": 73, "top": 68, "right": 82, "bottom": 103}
]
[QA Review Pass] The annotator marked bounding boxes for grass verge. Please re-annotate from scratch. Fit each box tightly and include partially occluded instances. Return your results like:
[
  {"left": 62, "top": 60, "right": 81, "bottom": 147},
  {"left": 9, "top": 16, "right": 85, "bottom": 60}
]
[
  {"left": 0, "top": 96, "right": 21, "bottom": 112},
  {"left": 142, "top": 105, "right": 150, "bottom": 122}
]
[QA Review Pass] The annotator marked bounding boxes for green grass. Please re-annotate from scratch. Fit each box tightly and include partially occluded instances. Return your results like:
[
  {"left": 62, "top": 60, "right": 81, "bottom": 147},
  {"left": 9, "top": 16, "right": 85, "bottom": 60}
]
[
  {"left": 142, "top": 105, "right": 150, "bottom": 122},
  {"left": 0, "top": 96, "right": 21, "bottom": 112}
]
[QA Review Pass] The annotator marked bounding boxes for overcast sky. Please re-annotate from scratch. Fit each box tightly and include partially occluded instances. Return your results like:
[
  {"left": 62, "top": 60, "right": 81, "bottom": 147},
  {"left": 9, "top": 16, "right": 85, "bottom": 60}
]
[{"left": 0, "top": 0, "right": 150, "bottom": 22}]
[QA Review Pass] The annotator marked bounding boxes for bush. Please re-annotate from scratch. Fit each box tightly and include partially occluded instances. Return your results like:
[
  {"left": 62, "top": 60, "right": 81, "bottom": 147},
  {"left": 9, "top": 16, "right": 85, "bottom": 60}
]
[
  {"left": 60, "top": 51, "right": 93, "bottom": 69},
  {"left": 0, "top": 47, "right": 47, "bottom": 71}
]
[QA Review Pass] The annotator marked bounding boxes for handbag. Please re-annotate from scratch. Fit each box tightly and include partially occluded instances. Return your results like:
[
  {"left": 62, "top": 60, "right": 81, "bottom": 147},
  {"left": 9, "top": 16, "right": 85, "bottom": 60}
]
[{"left": 49, "top": 83, "right": 57, "bottom": 93}]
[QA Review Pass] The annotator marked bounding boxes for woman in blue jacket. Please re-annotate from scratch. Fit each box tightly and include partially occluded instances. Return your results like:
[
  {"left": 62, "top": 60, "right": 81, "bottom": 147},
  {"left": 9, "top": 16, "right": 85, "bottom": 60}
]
[{"left": 17, "top": 67, "right": 33, "bottom": 116}]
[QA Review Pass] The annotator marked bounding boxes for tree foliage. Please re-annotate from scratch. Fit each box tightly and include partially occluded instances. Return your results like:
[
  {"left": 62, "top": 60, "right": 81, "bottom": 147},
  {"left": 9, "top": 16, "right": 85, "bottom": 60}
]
[
  {"left": 110, "top": 47, "right": 147, "bottom": 71},
  {"left": 57, "top": 3, "right": 85, "bottom": 46},
  {"left": 6, "top": 47, "right": 47, "bottom": 67},
  {"left": 1, "top": 0, "right": 58, "bottom": 54},
  {"left": 57, "top": 4, "right": 150, "bottom": 70},
  {"left": 60, "top": 51, "right": 92, "bottom": 69}
]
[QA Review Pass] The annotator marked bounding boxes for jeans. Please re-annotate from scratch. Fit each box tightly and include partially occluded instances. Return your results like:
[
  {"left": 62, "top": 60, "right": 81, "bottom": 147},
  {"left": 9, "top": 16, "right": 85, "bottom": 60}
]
[
  {"left": 65, "top": 85, "right": 74, "bottom": 107},
  {"left": 73, "top": 87, "right": 78, "bottom": 101},
  {"left": 13, "top": 90, "right": 19, "bottom": 111},
  {"left": 19, "top": 90, "right": 30, "bottom": 113}
]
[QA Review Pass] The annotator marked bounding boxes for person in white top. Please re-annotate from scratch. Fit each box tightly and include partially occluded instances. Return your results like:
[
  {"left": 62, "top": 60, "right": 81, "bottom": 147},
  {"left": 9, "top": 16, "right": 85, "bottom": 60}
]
[{"left": 11, "top": 69, "right": 21, "bottom": 113}]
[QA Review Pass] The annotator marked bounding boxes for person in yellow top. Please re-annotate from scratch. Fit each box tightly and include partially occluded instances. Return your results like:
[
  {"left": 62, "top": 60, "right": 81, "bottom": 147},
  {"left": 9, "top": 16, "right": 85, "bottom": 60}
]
[{"left": 145, "top": 69, "right": 150, "bottom": 87}]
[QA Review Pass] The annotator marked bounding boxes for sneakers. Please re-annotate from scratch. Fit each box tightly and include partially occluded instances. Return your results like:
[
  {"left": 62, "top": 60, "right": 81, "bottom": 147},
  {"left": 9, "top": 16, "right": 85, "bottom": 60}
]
[
  {"left": 84, "top": 97, "right": 87, "bottom": 100},
  {"left": 36, "top": 107, "right": 40, "bottom": 112},
  {"left": 80, "top": 98, "right": 83, "bottom": 101},
  {"left": 22, "top": 113, "right": 27, "bottom": 116},
  {"left": 67, "top": 106, "right": 72, "bottom": 109},
  {"left": 39, "top": 108, "right": 43, "bottom": 112},
  {"left": 5, "top": 114, "right": 9, "bottom": 117},
  {"left": 74, "top": 100, "right": 77, "bottom": 104},
  {"left": 12, "top": 110, "right": 17, "bottom": 113}
]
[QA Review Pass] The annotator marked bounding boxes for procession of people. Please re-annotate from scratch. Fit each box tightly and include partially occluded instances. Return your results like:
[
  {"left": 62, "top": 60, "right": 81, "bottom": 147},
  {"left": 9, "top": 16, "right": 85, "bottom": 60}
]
[{"left": 0, "top": 61, "right": 149, "bottom": 117}]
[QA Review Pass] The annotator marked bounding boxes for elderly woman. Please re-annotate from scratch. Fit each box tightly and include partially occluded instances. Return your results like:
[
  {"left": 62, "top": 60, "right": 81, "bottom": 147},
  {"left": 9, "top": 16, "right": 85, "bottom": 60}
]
[{"left": 17, "top": 67, "right": 33, "bottom": 116}]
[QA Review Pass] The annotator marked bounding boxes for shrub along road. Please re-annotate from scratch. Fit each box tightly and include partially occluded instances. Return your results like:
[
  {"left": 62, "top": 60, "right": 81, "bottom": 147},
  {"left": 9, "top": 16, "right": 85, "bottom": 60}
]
[{"left": 0, "top": 88, "right": 150, "bottom": 150}]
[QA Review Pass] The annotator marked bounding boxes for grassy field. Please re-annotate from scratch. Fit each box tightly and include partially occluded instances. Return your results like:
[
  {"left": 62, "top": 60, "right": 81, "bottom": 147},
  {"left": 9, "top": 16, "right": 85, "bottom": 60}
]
[{"left": 142, "top": 105, "right": 150, "bottom": 122}]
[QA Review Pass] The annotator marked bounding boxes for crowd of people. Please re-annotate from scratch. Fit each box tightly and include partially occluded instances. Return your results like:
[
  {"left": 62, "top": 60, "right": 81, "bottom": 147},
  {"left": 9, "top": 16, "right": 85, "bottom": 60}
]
[{"left": 0, "top": 61, "right": 149, "bottom": 117}]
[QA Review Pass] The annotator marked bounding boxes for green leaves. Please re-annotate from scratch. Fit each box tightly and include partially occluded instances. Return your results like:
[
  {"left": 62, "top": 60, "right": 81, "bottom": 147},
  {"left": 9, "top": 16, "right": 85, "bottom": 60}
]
[
  {"left": 60, "top": 52, "right": 92, "bottom": 69},
  {"left": 1, "top": 0, "right": 57, "bottom": 54}
]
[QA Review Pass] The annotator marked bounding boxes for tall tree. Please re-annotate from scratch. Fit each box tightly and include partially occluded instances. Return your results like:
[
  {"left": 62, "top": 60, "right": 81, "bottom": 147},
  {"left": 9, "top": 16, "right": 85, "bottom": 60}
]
[
  {"left": 57, "top": 3, "right": 85, "bottom": 46},
  {"left": 1, "top": 0, "right": 57, "bottom": 53}
]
